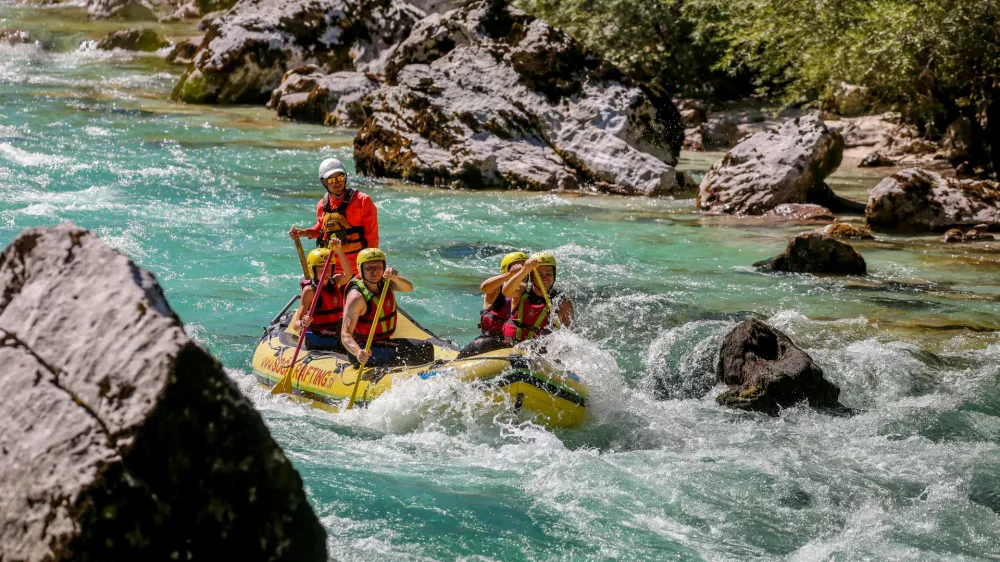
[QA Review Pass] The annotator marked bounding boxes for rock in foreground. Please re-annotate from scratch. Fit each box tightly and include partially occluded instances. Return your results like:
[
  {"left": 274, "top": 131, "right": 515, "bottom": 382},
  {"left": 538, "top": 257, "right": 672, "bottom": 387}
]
[
  {"left": 0, "top": 224, "right": 325, "bottom": 561},
  {"left": 697, "top": 115, "right": 845, "bottom": 214},
  {"left": 172, "top": 0, "right": 421, "bottom": 104},
  {"left": 354, "top": 0, "right": 684, "bottom": 195},
  {"left": 757, "top": 232, "right": 867, "bottom": 275},
  {"left": 716, "top": 319, "right": 843, "bottom": 416},
  {"left": 866, "top": 168, "right": 1000, "bottom": 232}
]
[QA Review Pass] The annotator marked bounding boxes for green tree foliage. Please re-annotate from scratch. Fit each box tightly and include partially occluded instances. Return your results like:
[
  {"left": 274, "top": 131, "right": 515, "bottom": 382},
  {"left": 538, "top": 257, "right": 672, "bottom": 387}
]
[
  {"left": 685, "top": 0, "right": 1000, "bottom": 170},
  {"left": 514, "top": 0, "right": 747, "bottom": 98}
]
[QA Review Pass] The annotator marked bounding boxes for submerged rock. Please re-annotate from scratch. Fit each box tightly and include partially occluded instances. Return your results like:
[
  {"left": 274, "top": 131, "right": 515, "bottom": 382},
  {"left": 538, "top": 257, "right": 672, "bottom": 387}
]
[
  {"left": 812, "top": 222, "right": 874, "bottom": 240},
  {"left": 697, "top": 115, "right": 847, "bottom": 215},
  {"left": 0, "top": 28, "right": 35, "bottom": 45},
  {"left": 715, "top": 318, "right": 843, "bottom": 416},
  {"left": 268, "top": 65, "right": 378, "bottom": 127},
  {"left": 0, "top": 224, "right": 326, "bottom": 561},
  {"left": 762, "top": 203, "right": 834, "bottom": 222},
  {"left": 757, "top": 232, "right": 867, "bottom": 275},
  {"left": 940, "top": 224, "right": 994, "bottom": 243},
  {"left": 866, "top": 168, "right": 1000, "bottom": 232},
  {"left": 172, "top": 0, "right": 422, "bottom": 104},
  {"left": 96, "top": 28, "right": 171, "bottom": 51},
  {"left": 858, "top": 151, "right": 894, "bottom": 168},
  {"left": 355, "top": 0, "right": 684, "bottom": 195}
]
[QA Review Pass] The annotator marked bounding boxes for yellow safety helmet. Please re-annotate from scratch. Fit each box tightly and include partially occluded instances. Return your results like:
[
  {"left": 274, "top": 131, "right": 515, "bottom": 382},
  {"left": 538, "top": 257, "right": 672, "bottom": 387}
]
[
  {"left": 356, "top": 247, "right": 386, "bottom": 268},
  {"left": 307, "top": 248, "right": 331, "bottom": 268},
  {"left": 530, "top": 252, "right": 557, "bottom": 268},
  {"left": 500, "top": 251, "right": 529, "bottom": 274}
]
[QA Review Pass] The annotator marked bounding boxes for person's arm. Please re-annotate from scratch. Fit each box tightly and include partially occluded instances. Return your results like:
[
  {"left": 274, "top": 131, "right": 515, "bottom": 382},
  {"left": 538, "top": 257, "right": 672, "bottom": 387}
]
[
  {"left": 329, "top": 239, "right": 352, "bottom": 287},
  {"left": 364, "top": 197, "right": 379, "bottom": 249},
  {"left": 384, "top": 267, "right": 413, "bottom": 292},
  {"left": 290, "top": 200, "right": 324, "bottom": 239},
  {"left": 480, "top": 271, "right": 514, "bottom": 308},
  {"left": 557, "top": 298, "right": 574, "bottom": 328},
  {"left": 503, "top": 258, "right": 536, "bottom": 299},
  {"left": 292, "top": 286, "right": 315, "bottom": 330},
  {"left": 341, "top": 292, "right": 369, "bottom": 363}
]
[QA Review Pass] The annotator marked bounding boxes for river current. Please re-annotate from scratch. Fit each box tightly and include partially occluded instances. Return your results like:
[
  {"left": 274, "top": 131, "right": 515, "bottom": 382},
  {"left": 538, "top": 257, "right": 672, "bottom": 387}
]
[{"left": 3, "top": 5, "right": 1000, "bottom": 560}]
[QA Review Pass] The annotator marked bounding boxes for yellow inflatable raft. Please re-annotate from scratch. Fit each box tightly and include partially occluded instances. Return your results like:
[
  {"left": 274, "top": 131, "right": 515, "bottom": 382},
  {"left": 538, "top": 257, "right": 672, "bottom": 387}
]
[{"left": 252, "top": 296, "right": 588, "bottom": 428}]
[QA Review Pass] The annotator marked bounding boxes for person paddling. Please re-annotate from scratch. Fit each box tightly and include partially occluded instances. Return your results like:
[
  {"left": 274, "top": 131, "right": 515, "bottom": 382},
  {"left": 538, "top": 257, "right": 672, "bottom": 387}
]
[
  {"left": 501, "top": 252, "right": 574, "bottom": 345},
  {"left": 341, "top": 248, "right": 433, "bottom": 367},
  {"left": 457, "top": 251, "right": 528, "bottom": 358},
  {"left": 291, "top": 240, "right": 352, "bottom": 351},
  {"left": 289, "top": 158, "right": 379, "bottom": 276}
]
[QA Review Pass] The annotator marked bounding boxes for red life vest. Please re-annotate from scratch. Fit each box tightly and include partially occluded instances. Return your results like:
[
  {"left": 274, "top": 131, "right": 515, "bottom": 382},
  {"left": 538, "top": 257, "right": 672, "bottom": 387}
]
[
  {"left": 347, "top": 276, "right": 397, "bottom": 342},
  {"left": 479, "top": 292, "right": 511, "bottom": 337},
  {"left": 502, "top": 289, "right": 559, "bottom": 344},
  {"left": 300, "top": 279, "right": 345, "bottom": 334},
  {"left": 318, "top": 188, "right": 368, "bottom": 255}
]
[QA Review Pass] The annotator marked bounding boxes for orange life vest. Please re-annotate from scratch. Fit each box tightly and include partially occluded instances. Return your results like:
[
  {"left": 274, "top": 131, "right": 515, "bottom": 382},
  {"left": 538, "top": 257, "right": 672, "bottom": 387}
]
[
  {"left": 502, "top": 289, "right": 559, "bottom": 344},
  {"left": 479, "top": 292, "right": 511, "bottom": 337},
  {"left": 347, "top": 276, "right": 397, "bottom": 342},
  {"left": 318, "top": 188, "right": 368, "bottom": 255}
]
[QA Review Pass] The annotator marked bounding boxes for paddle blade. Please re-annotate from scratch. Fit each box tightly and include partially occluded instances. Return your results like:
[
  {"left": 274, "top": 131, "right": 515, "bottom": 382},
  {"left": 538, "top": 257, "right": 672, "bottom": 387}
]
[{"left": 270, "top": 368, "right": 295, "bottom": 395}]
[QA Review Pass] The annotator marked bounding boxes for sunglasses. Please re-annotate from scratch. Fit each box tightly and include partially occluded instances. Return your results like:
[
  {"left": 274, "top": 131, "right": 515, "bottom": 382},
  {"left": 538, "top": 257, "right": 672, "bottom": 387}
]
[{"left": 324, "top": 175, "right": 346, "bottom": 185}]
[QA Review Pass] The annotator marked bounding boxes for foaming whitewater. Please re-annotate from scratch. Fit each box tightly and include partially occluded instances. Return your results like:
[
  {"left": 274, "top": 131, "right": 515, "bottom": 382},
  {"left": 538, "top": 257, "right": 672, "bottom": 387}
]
[{"left": 4, "top": 4, "right": 1000, "bottom": 559}]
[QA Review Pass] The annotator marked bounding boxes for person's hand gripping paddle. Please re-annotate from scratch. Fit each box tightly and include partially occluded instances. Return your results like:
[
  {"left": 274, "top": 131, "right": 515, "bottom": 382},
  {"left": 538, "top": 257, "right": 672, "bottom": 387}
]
[
  {"left": 271, "top": 245, "right": 338, "bottom": 396},
  {"left": 345, "top": 278, "right": 391, "bottom": 410}
]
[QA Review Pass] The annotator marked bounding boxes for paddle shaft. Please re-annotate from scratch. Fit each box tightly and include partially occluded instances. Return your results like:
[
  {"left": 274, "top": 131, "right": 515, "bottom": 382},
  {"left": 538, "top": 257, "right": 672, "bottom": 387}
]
[
  {"left": 294, "top": 237, "right": 312, "bottom": 279},
  {"left": 271, "top": 247, "right": 337, "bottom": 395},
  {"left": 532, "top": 269, "right": 561, "bottom": 329},
  {"left": 345, "top": 278, "right": 391, "bottom": 410}
]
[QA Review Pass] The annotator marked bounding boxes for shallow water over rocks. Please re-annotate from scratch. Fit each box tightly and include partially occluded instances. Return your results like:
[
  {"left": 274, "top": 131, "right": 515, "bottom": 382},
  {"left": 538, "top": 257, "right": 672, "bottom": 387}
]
[{"left": 2, "top": 4, "right": 1000, "bottom": 560}]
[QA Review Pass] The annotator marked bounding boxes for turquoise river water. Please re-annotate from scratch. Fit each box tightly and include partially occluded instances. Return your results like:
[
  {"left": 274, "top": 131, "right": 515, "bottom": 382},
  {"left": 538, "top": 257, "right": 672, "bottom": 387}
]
[{"left": 3, "top": 5, "right": 1000, "bottom": 560}]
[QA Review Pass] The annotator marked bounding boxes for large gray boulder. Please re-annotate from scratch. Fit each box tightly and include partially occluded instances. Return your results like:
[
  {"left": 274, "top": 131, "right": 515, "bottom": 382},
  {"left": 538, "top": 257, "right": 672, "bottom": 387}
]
[
  {"left": 172, "top": 0, "right": 422, "bottom": 104},
  {"left": 697, "top": 115, "right": 847, "bottom": 214},
  {"left": 354, "top": 0, "right": 684, "bottom": 195},
  {"left": 866, "top": 168, "right": 1000, "bottom": 232},
  {"left": 268, "top": 65, "right": 379, "bottom": 127},
  {"left": 716, "top": 318, "right": 844, "bottom": 416},
  {"left": 0, "top": 224, "right": 326, "bottom": 561}
]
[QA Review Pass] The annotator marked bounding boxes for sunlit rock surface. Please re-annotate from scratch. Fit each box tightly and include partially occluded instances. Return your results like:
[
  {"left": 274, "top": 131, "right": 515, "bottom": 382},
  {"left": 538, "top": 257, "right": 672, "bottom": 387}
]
[
  {"left": 354, "top": 0, "right": 683, "bottom": 195},
  {"left": 866, "top": 168, "right": 1000, "bottom": 232},
  {"left": 0, "top": 224, "right": 326, "bottom": 561}
]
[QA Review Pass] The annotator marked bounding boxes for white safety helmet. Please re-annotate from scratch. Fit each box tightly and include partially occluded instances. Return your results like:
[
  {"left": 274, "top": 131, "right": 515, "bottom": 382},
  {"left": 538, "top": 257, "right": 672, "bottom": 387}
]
[{"left": 318, "top": 158, "right": 347, "bottom": 181}]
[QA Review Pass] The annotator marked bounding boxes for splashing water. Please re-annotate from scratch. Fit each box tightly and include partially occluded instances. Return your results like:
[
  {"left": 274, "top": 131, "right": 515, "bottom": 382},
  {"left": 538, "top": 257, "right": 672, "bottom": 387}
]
[{"left": 3, "top": 5, "right": 1000, "bottom": 560}]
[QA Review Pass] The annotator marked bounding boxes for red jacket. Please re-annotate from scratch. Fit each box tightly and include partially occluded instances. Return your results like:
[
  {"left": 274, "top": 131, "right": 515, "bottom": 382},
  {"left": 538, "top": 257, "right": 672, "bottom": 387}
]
[{"left": 304, "top": 190, "right": 379, "bottom": 275}]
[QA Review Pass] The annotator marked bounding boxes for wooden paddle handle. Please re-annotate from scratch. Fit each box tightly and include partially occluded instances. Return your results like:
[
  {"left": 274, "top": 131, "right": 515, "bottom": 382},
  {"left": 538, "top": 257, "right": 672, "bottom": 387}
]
[{"left": 294, "top": 237, "right": 312, "bottom": 279}]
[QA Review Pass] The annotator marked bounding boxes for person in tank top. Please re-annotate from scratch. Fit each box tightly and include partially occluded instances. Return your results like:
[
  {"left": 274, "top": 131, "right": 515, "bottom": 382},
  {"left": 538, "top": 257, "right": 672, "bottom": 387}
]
[
  {"left": 289, "top": 157, "right": 379, "bottom": 276},
  {"left": 501, "top": 252, "right": 574, "bottom": 345},
  {"left": 457, "top": 251, "right": 529, "bottom": 358},
  {"left": 292, "top": 239, "right": 352, "bottom": 351}
]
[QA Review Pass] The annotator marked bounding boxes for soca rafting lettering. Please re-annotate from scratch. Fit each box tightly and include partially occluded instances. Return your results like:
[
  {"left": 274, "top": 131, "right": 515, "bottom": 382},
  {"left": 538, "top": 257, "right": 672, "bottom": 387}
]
[{"left": 258, "top": 157, "right": 586, "bottom": 428}]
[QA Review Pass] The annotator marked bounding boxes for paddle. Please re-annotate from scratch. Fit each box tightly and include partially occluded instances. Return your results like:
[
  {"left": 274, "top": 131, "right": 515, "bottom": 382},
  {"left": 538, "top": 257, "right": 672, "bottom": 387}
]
[
  {"left": 532, "top": 269, "right": 562, "bottom": 329},
  {"left": 345, "top": 278, "right": 392, "bottom": 410},
  {"left": 271, "top": 246, "right": 337, "bottom": 396},
  {"left": 294, "top": 237, "right": 312, "bottom": 279}
]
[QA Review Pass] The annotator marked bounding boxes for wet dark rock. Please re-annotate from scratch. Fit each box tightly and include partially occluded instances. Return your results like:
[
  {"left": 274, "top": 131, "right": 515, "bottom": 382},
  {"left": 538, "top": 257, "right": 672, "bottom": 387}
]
[
  {"left": 268, "top": 65, "right": 378, "bottom": 127},
  {"left": 940, "top": 224, "right": 994, "bottom": 243},
  {"left": 697, "top": 115, "right": 845, "bottom": 215},
  {"left": 198, "top": 0, "right": 239, "bottom": 14},
  {"left": 96, "top": 28, "right": 171, "bottom": 51},
  {"left": 813, "top": 223, "right": 874, "bottom": 240},
  {"left": 173, "top": 0, "right": 422, "bottom": 104},
  {"left": 0, "top": 224, "right": 326, "bottom": 561},
  {"left": 866, "top": 168, "right": 1000, "bottom": 232},
  {"left": 355, "top": 0, "right": 683, "bottom": 195},
  {"left": 715, "top": 318, "right": 843, "bottom": 416},
  {"left": 943, "top": 117, "right": 974, "bottom": 165},
  {"left": 0, "top": 28, "right": 35, "bottom": 45},
  {"left": 166, "top": 37, "right": 200, "bottom": 64},
  {"left": 762, "top": 203, "right": 834, "bottom": 222},
  {"left": 859, "top": 151, "right": 895, "bottom": 168},
  {"left": 87, "top": 0, "right": 158, "bottom": 20},
  {"left": 757, "top": 232, "right": 867, "bottom": 275},
  {"left": 675, "top": 99, "right": 706, "bottom": 128}
]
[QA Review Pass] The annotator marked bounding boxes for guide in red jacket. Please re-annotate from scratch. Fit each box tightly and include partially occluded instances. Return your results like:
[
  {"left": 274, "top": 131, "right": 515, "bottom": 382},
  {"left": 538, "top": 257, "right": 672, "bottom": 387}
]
[{"left": 289, "top": 157, "right": 379, "bottom": 276}]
